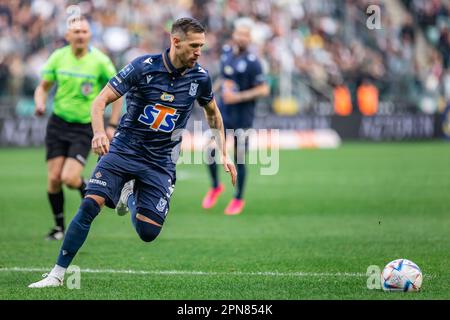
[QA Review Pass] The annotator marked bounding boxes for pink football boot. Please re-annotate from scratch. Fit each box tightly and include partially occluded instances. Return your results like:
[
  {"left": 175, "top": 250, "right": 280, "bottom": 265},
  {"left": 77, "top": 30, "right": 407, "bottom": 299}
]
[
  {"left": 224, "top": 198, "right": 245, "bottom": 215},
  {"left": 202, "top": 184, "right": 225, "bottom": 209}
]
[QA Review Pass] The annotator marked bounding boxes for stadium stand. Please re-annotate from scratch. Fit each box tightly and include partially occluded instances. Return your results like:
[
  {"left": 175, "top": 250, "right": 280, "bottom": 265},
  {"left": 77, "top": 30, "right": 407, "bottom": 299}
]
[{"left": 0, "top": 0, "right": 449, "bottom": 141}]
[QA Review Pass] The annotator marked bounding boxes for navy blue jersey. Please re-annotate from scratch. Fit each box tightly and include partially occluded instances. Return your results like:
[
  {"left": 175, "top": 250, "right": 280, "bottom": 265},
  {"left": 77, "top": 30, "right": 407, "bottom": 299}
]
[
  {"left": 219, "top": 44, "right": 266, "bottom": 129},
  {"left": 107, "top": 49, "right": 214, "bottom": 172}
]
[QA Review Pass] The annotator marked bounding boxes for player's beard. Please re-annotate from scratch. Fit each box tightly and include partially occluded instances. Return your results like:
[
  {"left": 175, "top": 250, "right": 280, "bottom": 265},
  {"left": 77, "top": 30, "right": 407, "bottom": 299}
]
[
  {"left": 189, "top": 58, "right": 198, "bottom": 67},
  {"left": 235, "top": 43, "right": 248, "bottom": 54},
  {"left": 185, "top": 56, "right": 197, "bottom": 68},
  {"left": 73, "top": 39, "right": 88, "bottom": 53}
]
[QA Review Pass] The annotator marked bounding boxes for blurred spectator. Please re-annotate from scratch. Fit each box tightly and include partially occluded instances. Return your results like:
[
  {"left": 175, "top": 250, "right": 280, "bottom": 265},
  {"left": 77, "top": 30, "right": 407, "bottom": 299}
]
[{"left": 0, "top": 0, "right": 449, "bottom": 115}]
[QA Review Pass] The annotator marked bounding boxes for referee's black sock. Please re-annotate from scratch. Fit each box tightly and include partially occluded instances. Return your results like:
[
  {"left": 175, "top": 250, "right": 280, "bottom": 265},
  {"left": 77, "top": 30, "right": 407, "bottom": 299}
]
[
  {"left": 78, "top": 178, "right": 87, "bottom": 198},
  {"left": 48, "top": 191, "right": 64, "bottom": 230}
]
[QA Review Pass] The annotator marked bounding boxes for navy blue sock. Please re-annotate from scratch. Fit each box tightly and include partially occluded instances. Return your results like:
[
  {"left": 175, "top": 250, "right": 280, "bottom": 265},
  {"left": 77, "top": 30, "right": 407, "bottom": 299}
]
[
  {"left": 133, "top": 210, "right": 164, "bottom": 243},
  {"left": 235, "top": 163, "right": 246, "bottom": 199},
  {"left": 129, "top": 194, "right": 163, "bottom": 243},
  {"left": 128, "top": 194, "right": 138, "bottom": 229},
  {"left": 56, "top": 197, "right": 101, "bottom": 268},
  {"left": 234, "top": 135, "right": 248, "bottom": 200},
  {"left": 207, "top": 148, "right": 219, "bottom": 188}
]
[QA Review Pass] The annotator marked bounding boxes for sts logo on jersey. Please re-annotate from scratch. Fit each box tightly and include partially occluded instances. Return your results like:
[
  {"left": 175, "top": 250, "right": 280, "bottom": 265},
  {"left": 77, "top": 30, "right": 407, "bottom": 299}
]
[{"left": 138, "top": 104, "right": 179, "bottom": 132}]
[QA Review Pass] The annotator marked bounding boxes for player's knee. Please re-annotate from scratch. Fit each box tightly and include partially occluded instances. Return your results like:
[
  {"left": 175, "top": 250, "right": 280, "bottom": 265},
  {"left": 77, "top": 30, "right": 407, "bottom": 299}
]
[
  {"left": 135, "top": 219, "right": 162, "bottom": 243},
  {"left": 48, "top": 172, "right": 62, "bottom": 188},
  {"left": 85, "top": 194, "right": 105, "bottom": 208},
  {"left": 73, "top": 197, "right": 101, "bottom": 228},
  {"left": 61, "top": 172, "right": 80, "bottom": 188},
  {"left": 206, "top": 146, "right": 216, "bottom": 163}
]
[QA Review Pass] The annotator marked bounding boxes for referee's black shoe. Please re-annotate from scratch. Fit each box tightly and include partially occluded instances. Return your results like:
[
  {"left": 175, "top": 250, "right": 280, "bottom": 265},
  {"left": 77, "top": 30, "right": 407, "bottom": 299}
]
[{"left": 45, "top": 227, "right": 65, "bottom": 241}]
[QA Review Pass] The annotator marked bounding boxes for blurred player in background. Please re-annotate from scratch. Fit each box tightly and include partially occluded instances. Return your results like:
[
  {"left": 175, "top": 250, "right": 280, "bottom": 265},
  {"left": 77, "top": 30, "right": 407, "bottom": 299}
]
[
  {"left": 34, "top": 16, "right": 123, "bottom": 240},
  {"left": 28, "top": 17, "right": 236, "bottom": 288},
  {"left": 202, "top": 17, "right": 269, "bottom": 215}
]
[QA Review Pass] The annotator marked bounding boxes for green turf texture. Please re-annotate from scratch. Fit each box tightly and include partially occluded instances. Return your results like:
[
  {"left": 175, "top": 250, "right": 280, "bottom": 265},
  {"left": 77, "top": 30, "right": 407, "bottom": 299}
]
[{"left": 0, "top": 142, "right": 449, "bottom": 299}]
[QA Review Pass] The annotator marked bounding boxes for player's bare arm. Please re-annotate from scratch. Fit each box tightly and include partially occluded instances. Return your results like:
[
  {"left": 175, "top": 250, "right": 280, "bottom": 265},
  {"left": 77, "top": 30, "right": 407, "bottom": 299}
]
[
  {"left": 34, "top": 80, "right": 54, "bottom": 116},
  {"left": 105, "top": 97, "right": 123, "bottom": 141},
  {"left": 91, "top": 85, "right": 121, "bottom": 156},
  {"left": 203, "top": 98, "right": 237, "bottom": 186},
  {"left": 212, "top": 78, "right": 224, "bottom": 93},
  {"left": 222, "top": 79, "right": 269, "bottom": 105}
]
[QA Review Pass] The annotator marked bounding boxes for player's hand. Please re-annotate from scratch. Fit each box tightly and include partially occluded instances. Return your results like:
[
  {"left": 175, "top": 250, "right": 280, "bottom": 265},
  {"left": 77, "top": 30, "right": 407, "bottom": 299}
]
[
  {"left": 222, "top": 90, "right": 240, "bottom": 105},
  {"left": 223, "top": 155, "right": 237, "bottom": 186},
  {"left": 105, "top": 126, "right": 116, "bottom": 141},
  {"left": 34, "top": 104, "right": 46, "bottom": 117},
  {"left": 222, "top": 80, "right": 241, "bottom": 105},
  {"left": 92, "top": 131, "right": 110, "bottom": 156}
]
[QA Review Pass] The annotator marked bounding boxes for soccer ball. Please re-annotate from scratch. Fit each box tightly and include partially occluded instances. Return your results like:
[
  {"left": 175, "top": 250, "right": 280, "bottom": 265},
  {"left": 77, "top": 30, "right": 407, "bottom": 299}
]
[{"left": 381, "top": 259, "right": 423, "bottom": 292}]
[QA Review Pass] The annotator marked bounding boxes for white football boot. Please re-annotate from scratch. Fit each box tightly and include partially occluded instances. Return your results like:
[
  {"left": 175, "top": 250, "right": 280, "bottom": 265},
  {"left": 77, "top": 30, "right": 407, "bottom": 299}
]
[
  {"left": 28, "top": 273, "right": 63, "bottom": 288},
  {"left": 115, "top": 180, "right": 135, "bottom": 216}
]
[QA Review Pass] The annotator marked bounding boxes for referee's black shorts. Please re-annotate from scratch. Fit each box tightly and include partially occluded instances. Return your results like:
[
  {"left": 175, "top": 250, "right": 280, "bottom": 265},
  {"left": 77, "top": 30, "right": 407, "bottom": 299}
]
[{"left": 45, "top": 114, "right": 93, "bottom": 165}]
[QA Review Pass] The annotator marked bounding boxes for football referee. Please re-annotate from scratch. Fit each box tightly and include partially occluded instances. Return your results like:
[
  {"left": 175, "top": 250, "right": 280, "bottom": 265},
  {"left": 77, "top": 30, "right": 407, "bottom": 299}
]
[{"left": 34, "top": 16, "right": 123, "bottom": 240}]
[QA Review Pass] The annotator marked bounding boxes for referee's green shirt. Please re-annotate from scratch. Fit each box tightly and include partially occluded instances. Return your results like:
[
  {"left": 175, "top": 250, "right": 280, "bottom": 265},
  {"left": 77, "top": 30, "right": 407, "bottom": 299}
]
[{"left": 41, "top": 46, "right": 117, "bottom": 124}]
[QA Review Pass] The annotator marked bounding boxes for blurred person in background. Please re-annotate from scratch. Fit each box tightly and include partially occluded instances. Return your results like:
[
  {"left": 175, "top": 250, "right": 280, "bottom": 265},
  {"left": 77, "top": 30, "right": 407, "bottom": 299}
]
[
  {"left": 2, "top": 0, "right": 448, "bottom": 116},
  {"left": 34, "top": 16, "right": 123, "bottom": 240},
  {"left": 202, "top": 17, "right": 269, "bottom": 215}
]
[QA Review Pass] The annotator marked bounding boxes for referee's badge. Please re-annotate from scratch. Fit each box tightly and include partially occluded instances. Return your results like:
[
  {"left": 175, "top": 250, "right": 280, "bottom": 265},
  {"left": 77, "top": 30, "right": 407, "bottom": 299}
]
[
  {"left": 189, "top": 82, "right": 199, "bottom": 96},
  {"left": 81, "top": 81, "right": 93, "bottom": 96}
]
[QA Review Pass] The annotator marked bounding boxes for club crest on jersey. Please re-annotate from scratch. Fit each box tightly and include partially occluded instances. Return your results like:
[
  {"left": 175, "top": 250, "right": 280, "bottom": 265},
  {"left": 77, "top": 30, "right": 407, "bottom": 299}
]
[
  {"left": 81, "top": 81, "right": 93, "bottom": 96},
  {"left": 189, "top": 82, "right": 199, "bottom": 97},
  {"left": 236, "top": 60, "right": 247, "bottom": 73},
  {"left": 156, "top": 197, "right": 167, "bottom": 212},
  {"left": 160, "top": 92, "right": 175, "bottom": 102},
  {"left": 138, "top": 104, "right": 180, "bottom": 132}
]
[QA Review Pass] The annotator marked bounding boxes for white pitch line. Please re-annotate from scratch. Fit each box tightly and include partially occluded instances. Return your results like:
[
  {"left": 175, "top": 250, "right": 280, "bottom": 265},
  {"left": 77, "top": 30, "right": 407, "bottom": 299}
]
[{"left": 0, "top": 267, "right": 366, "bottom": 277}]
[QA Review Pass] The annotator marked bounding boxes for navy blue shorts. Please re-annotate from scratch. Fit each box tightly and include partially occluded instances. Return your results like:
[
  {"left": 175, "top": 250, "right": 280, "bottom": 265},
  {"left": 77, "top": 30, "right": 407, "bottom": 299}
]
[{"left": 85, "top": 138, "right": 175, "bottom": 222}]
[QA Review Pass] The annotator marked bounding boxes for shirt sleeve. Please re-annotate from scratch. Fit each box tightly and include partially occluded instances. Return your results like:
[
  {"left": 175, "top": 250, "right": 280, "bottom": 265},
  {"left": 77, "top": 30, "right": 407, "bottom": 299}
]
[
  {"left": 220, "top": 45, "right": 233, "bottom": 80},
  {"left": 41, "top": 50, "right": 60, "bottom": 82},
  {"left": 197, "top": 73, "right": 214, "bottom": 106},
  {"left": 107, "top": 57, "right": 141, "bottom": 97},
  {"left": 221, "top": 59, "right": 234, "bottom": 81},
  {"left": 100, "top": 56, "right": 117, "bottom": 86},
  {"left": 251, "top": 59, "right": 266, "bottom": 87}
]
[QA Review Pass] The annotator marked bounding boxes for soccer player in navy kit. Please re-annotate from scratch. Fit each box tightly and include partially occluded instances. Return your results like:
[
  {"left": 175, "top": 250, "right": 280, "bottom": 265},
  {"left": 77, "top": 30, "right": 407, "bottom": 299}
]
[
  {"left": 28, "top": 17, "right": 237, "bottom": 288},
  {"left": 202, "top": 18, "right": 269, "bottom": 215}
]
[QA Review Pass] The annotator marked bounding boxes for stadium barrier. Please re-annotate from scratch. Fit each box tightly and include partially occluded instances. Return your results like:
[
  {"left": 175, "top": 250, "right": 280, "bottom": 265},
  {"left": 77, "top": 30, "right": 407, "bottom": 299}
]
[{"left": 0, "top": 112, "right": 445, "bottom": 148}]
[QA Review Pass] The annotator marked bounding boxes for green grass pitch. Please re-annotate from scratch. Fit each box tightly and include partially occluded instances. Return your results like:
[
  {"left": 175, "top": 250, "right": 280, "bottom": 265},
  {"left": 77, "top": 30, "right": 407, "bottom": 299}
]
[{"left": 0, "top": 142, "right": 449, "bottom": 299}]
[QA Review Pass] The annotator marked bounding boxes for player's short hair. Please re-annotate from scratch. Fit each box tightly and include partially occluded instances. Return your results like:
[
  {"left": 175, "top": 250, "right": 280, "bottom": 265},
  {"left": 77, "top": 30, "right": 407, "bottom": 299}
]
[
  {"left": 233, "top": 17, "right": 255, "bottom": 31},
  {"left": 171, "top": 17, "right": 205, "bottom": 37}
]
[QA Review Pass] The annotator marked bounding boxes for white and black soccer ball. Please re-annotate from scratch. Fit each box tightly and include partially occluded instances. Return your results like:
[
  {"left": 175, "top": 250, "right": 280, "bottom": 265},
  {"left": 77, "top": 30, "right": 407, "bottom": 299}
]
[{"left": 381, "top": 259, "right": 423, "bottom": 292}]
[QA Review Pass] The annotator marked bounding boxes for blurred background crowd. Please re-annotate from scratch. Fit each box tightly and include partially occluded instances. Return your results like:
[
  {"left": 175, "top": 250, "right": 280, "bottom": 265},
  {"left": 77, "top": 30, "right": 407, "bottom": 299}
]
[{"left": 0, "top": 0, "right": 449, "bottom": 117}]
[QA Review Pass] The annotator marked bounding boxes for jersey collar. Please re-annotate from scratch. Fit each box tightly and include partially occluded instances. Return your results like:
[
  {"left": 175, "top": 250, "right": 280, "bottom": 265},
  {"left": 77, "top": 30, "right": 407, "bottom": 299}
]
[
  {"left": 232, "top": 45, "right": 249, "bottom": 58},
  {"left": 162, "top": 48, "right": 190, "bottom": 77}
]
